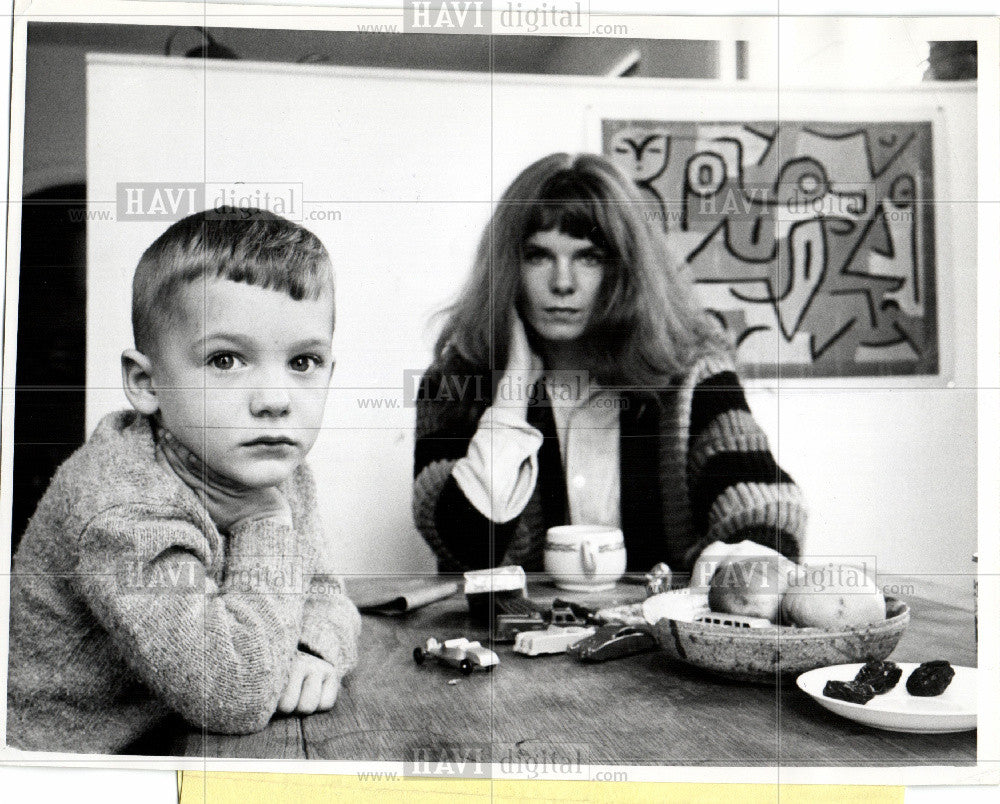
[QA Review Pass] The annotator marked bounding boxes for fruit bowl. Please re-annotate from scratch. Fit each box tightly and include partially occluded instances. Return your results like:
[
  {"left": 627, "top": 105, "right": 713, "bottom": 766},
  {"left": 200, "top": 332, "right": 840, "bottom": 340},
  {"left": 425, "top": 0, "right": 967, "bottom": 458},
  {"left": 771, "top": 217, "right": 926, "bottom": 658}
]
[{"left": 648, "top": 597, "right": 910, "bottom": 684}]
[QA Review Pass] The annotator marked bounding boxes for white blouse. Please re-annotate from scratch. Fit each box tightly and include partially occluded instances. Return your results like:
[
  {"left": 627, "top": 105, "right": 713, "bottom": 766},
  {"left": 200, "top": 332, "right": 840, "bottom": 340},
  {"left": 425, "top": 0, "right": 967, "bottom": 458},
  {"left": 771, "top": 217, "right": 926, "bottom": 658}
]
[{"left": 451, "top": 377, "right": 619, "bottom": 527}]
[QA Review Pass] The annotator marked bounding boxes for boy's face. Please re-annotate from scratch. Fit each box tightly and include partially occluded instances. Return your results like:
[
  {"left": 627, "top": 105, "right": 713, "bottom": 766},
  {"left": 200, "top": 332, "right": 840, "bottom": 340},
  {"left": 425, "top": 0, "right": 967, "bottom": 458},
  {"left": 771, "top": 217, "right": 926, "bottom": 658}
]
[{"left": 148, "top": 278, "right": 335, "bottom": 489}]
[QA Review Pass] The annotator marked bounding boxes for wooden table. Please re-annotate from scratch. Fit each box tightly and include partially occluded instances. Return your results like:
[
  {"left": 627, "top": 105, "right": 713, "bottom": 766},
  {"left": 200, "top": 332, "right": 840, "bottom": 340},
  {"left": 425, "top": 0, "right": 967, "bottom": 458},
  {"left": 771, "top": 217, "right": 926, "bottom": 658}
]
[{"left": 183, "top": 576, "right": 977, "bottom": 766}]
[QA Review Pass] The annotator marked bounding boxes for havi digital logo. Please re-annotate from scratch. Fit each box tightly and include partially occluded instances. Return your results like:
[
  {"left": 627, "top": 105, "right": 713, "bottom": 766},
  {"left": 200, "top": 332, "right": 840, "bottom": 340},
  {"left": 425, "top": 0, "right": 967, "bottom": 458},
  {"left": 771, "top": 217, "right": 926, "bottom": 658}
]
[{"left": 404, "top": 1, "right": 489, "bottom": 33}]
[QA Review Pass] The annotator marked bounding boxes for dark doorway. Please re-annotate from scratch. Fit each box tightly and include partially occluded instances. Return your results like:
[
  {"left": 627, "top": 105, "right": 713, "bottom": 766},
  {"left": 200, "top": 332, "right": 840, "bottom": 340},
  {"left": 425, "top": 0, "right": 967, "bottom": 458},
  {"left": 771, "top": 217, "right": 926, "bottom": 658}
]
[{"left": 11, "top": 183, "right": 87, "bottom": 551}]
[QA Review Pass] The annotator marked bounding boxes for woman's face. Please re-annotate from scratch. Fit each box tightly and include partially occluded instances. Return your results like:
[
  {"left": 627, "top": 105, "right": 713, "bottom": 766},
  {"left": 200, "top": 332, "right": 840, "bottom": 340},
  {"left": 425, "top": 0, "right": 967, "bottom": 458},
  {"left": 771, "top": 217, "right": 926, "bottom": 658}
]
[{"left": 519, "top": 228, "right": 606, "bottom": 346}]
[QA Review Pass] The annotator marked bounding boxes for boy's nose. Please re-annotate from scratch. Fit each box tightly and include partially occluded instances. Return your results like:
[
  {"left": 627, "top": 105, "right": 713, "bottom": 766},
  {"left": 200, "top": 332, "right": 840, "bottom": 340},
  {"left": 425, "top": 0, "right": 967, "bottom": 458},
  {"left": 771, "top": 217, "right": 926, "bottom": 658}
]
[{"left": 250, "top": 386, "right": 291, "bottom": 418}]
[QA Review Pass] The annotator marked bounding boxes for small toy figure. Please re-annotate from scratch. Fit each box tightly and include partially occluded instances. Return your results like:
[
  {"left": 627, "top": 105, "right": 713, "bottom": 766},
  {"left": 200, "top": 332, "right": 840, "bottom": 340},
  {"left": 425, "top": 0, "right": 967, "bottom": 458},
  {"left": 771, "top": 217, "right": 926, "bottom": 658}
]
[
  {"left": 645, "top": 562, "right": 672, "bottom": 596},
  {"left": 512, "top": 626, "right": 595, "bottom": 657},
  {"left": 494, "top": 612, "right": 547, "bottom": 643},
  {"left": 413, "top": 637, "right": 500, "bottom": 675},
  {"left": 567, "top": 624, "right": 658, "bottom": 663}
]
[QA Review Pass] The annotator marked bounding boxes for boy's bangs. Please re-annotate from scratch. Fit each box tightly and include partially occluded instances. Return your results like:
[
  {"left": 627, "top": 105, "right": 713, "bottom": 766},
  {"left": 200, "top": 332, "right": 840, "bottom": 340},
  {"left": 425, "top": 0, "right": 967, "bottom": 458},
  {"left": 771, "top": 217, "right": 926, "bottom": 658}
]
[{"left": 212, "top": 248, "right": 328, "bottom": 301}]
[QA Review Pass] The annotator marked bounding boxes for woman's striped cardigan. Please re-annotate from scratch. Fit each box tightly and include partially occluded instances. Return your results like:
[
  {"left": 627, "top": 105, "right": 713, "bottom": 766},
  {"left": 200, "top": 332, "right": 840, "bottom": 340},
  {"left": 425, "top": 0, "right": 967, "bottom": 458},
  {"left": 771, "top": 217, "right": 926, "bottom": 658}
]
[{"left": 412, "top": 351, "right": 806, "bottom": 576}]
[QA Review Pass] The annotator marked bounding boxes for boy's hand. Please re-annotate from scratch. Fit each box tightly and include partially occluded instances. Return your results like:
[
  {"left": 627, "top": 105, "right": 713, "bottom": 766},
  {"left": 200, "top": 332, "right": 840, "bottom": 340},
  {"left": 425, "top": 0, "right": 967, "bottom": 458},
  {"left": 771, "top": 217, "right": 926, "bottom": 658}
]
[
  {"left": 155, "top": 427, "right": 292, "bottom": 532},
  {"left": 277, "top": 651, "right": 342, "bottom": 715}
]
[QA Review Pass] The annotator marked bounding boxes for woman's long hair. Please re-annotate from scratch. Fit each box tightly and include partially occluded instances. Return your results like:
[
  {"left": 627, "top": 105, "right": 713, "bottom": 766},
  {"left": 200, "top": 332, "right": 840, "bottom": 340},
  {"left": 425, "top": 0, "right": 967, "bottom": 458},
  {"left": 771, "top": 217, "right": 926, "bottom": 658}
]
[{"left": 434, "top": 152, "right": 729, "bottom": 389}]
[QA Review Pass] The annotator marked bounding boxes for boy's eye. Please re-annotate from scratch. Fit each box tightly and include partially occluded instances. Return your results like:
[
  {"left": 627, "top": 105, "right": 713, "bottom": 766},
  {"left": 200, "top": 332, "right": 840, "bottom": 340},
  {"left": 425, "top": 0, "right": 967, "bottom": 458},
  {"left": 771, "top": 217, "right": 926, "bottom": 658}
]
[
  {"left": 208, "top": 353, "right": 243, "bottom": 371},
  {"left": 289, "top": 355, "right": 322, "bottom": 373}
]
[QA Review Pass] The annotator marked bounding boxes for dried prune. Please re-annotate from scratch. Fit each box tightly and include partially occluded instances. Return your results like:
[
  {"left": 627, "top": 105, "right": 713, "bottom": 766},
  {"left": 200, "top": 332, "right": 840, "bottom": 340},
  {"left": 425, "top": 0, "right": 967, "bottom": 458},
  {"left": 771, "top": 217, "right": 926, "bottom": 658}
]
[
  {"left": 823, "top": 680, "right": 877, "bottom": 705},
  {"left": 854, "top": 660, "right": 902, "bottom": 694},
  {"left": 906, "top": 660, "right": 955, "bottom": 696}
]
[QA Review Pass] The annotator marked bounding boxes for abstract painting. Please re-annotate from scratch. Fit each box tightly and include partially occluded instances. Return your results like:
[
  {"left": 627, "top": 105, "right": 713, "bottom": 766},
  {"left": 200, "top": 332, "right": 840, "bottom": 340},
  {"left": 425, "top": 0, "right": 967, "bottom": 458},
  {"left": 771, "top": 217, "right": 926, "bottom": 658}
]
[{"left": 603, "top": 119, "right": 938, "bottom": 377}]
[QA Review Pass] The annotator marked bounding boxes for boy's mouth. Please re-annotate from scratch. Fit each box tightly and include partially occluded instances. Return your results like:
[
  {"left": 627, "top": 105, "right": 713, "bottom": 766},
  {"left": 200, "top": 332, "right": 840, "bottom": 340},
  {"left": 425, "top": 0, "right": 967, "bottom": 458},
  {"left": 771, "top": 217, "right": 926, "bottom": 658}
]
[{"left": 242, "top": 436, "right": 299, "bottom": 447}]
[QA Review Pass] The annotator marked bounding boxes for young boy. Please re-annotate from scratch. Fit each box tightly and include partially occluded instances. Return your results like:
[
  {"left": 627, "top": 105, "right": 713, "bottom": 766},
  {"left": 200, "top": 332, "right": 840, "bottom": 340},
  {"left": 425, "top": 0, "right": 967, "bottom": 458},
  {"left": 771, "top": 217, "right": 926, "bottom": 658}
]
[{"left": 6, "top": 208, "right": 361, "bottom": 754}]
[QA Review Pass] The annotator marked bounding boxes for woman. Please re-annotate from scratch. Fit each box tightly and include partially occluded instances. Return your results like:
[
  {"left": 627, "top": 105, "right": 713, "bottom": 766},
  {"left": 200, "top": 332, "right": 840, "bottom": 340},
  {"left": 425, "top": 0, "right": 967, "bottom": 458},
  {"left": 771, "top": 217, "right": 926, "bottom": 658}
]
[{"left": 412, "top": 152, "right": 805, "bottom": 579}]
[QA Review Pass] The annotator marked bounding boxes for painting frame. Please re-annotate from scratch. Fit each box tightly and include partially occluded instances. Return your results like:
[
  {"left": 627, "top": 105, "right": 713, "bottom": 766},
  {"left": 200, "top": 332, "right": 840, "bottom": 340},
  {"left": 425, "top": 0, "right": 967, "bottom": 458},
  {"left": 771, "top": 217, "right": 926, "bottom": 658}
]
[{"left": 585, "top": 89, "right": 966, "bottom": 384}]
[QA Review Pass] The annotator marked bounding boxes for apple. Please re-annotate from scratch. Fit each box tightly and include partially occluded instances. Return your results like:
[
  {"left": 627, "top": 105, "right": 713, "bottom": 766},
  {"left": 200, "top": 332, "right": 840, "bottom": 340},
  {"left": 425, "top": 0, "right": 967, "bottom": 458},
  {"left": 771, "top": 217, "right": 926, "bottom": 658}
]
[
  {"left": 708, "top": 555, "right": 797, "bottom": 622},
  {"left": 780, "top": 563, "right": 886, "bottom": 628}
]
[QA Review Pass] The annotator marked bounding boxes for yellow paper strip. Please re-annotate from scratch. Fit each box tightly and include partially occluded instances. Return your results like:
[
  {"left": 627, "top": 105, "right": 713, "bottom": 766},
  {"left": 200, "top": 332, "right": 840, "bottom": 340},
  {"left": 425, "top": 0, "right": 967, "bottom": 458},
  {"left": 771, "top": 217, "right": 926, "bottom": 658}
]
[{"left": 178, "top": 771, "right": 904, "bottom": 804}]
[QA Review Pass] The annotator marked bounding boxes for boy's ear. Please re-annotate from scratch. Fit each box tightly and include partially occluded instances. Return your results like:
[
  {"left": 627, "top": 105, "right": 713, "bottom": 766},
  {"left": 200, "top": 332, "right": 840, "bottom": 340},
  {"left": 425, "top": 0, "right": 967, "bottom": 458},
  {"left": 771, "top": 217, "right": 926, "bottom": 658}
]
[{"left": 121, "top": 348, "right": 160, "bottom": 415}]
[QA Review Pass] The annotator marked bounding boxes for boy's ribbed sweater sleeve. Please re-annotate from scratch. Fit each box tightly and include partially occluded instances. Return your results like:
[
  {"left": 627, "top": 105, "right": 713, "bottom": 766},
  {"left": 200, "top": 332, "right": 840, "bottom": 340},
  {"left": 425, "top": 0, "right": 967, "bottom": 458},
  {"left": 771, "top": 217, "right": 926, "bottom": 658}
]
[
  {"left": 292, "top": 468, "right": 361, "bottom": 677},
  {"left": 298, "top": 588, "right": 361, "bottom": 677},
  {"left": 74, "top": 505, "right": 303, "bottom": 735},
  {"left": 682, "top": 358, "right": 807, "bottom": 570}
]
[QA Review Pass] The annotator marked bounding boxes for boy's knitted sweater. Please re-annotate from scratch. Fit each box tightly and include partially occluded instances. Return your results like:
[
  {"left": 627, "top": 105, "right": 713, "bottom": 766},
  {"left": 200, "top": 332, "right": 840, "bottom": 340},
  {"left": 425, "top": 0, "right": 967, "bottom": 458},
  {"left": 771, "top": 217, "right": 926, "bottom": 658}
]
[
  {"left": 413, "top": 351, "right": 806, "bottom": 574},
  {"left": 6, "top": 410, "right": 361, "bottom": 754}
]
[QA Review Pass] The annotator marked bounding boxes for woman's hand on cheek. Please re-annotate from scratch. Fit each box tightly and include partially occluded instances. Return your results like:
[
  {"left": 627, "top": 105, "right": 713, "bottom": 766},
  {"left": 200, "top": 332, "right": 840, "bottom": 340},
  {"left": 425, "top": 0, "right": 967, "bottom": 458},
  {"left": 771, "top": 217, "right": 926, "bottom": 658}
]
[
  {"left": 155, "top": 427, "right": 292, "bottom": 532},
  {"left": 495, "top": 312, "right": 544, "bottom": 413}
]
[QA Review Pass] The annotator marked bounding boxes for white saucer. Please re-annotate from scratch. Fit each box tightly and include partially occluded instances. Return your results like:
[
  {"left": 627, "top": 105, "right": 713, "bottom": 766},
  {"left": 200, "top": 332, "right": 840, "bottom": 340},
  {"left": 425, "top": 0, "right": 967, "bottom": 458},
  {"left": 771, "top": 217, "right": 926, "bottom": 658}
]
[{"left": 796, "top": 663, "right": 977, "bottom": 734}]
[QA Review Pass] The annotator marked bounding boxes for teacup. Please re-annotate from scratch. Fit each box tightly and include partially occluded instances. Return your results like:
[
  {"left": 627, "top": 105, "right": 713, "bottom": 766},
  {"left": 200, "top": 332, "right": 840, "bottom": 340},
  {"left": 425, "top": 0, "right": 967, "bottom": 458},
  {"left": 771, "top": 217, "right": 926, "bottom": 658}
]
[{"left": 544, "top": 525, "right": 627, "bottom": 592}]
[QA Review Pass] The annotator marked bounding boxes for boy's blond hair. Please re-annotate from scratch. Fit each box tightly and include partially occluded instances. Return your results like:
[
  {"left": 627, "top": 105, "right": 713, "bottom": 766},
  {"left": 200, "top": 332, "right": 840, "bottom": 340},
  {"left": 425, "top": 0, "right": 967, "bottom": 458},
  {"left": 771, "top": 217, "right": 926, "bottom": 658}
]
[{"left": 132, "top": 207, "right": 334, "bottom": 354}]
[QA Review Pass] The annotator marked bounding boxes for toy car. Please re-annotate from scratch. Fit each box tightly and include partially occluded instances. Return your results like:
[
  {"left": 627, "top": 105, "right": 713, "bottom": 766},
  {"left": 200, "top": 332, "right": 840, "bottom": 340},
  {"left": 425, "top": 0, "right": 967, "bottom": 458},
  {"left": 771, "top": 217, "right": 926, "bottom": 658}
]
[
  {"left": 694, "top": 612, "right": 772, "bottom": 629},
  {"left": 494, "top": 612, "right": 547, "bottom": 643},
  {"left": 413, "top": 637, "right": 500, "bottom": 675},
  {"left": 566, "top": 624, "right": 658, "bottom": 663},
  {"left": 548, "top": 600, "right": 592, "bottom": 627},
  {"left": 512, "top": 626, "right": 595, "bottom": 656}
]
